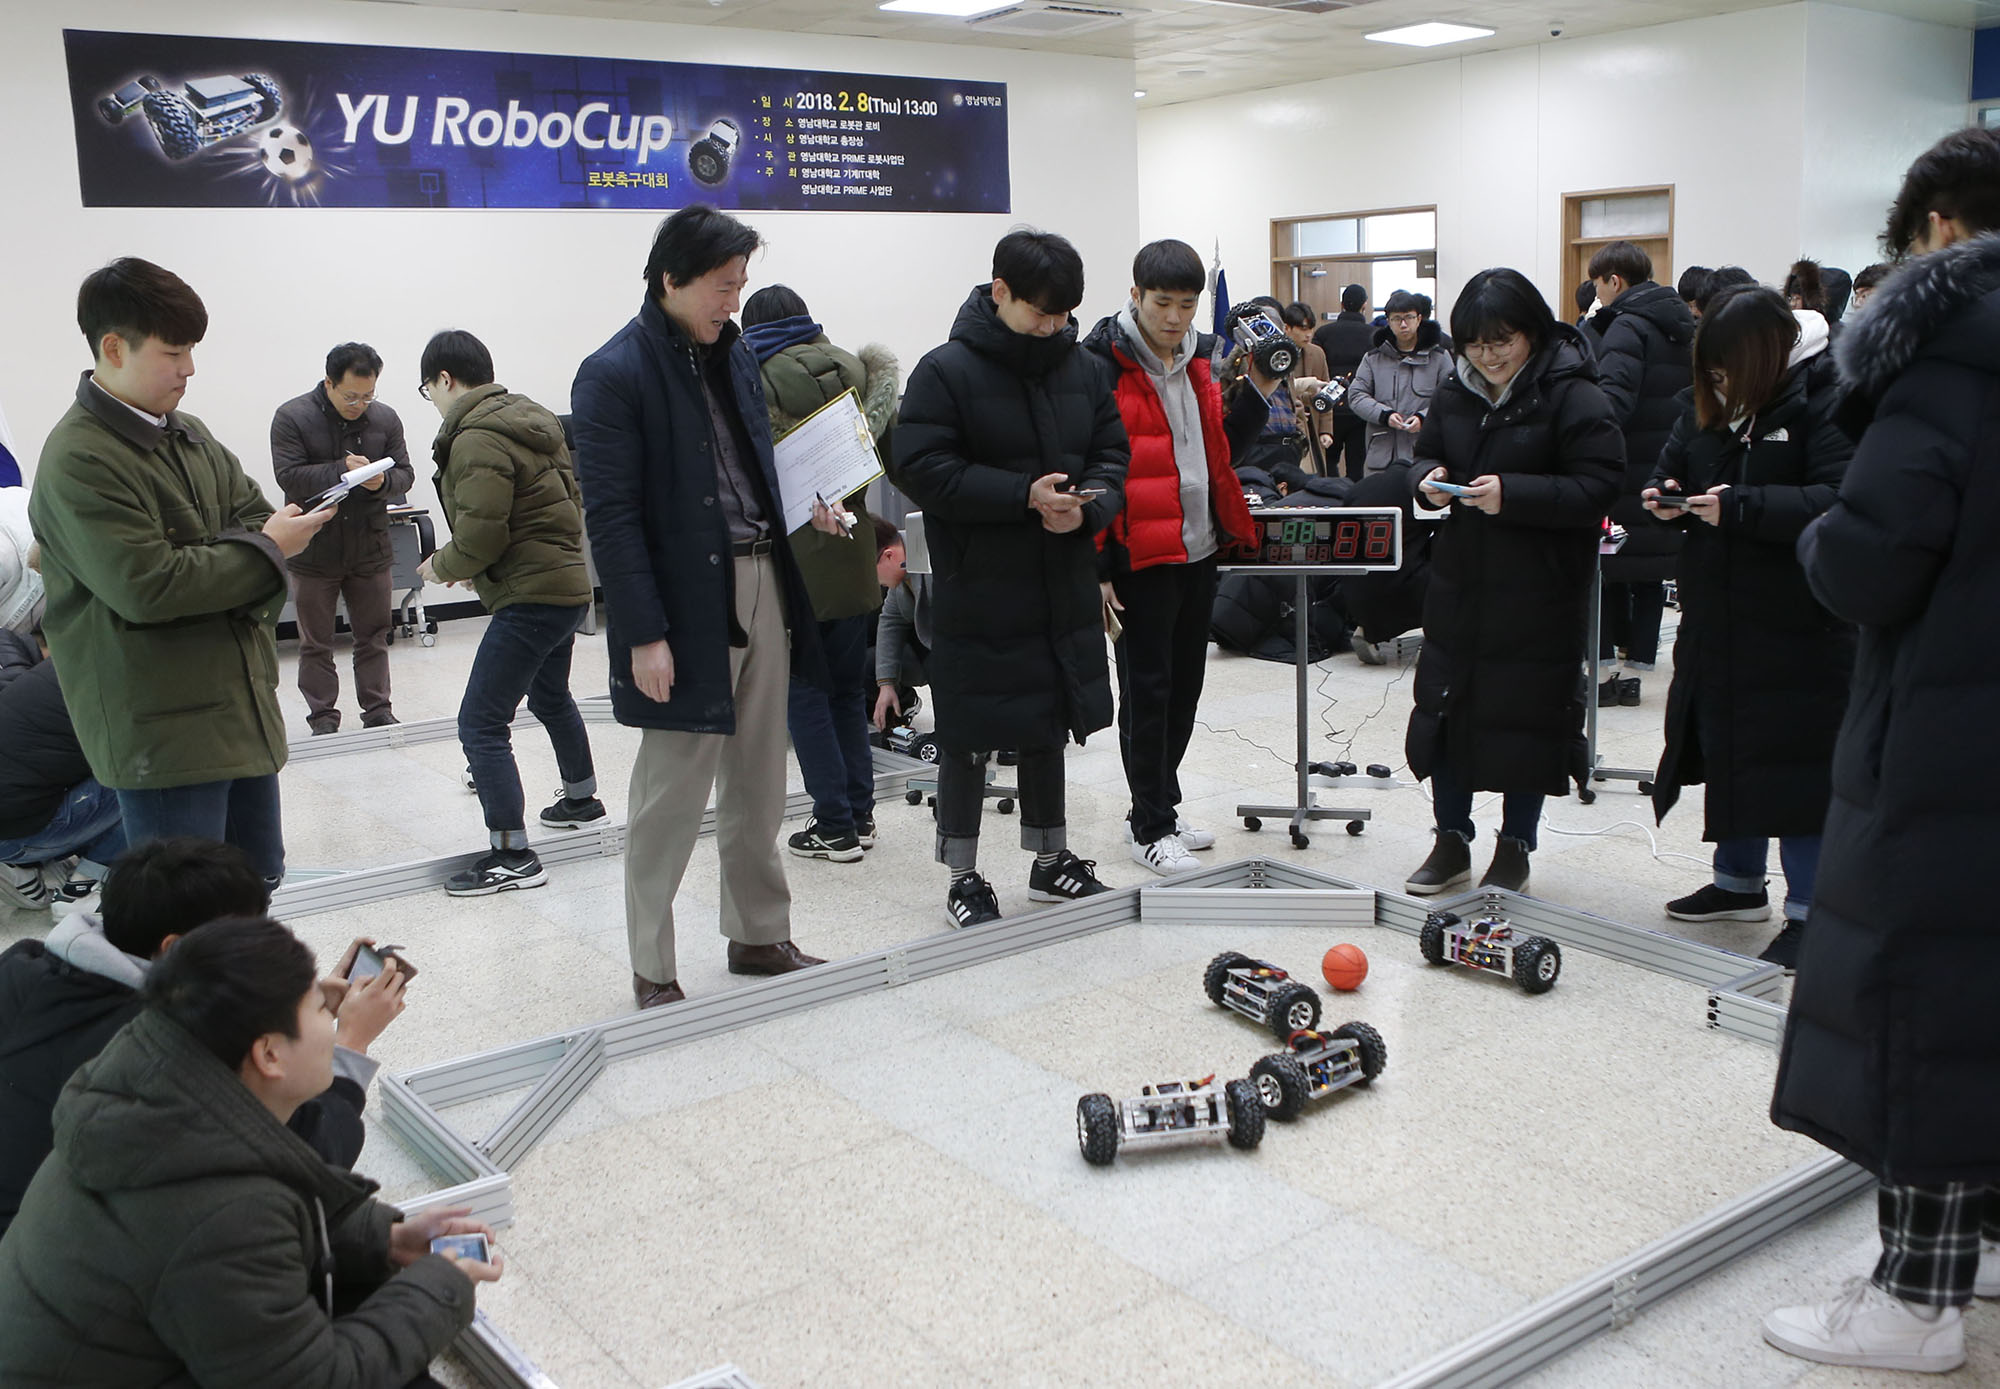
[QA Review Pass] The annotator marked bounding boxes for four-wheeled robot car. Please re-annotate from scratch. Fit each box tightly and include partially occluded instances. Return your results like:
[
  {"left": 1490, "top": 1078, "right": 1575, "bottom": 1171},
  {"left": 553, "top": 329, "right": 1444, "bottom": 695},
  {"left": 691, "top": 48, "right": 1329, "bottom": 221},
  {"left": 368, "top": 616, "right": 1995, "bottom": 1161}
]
[
  {"left": 107, "top": 73, "right": 284, "bottom": 160},
  {"left": 1204, "top": 951, "right": 1322, "bottom": 1039},
  {"left": 1420, "top": 908, "right": 1562, "bottom": 994},
  {"left": 1248, "top": 1021, "right": 1386, "bottom": 1120},
  {"left": 1076, "top": 1074, "right": 1264, "bottom": 1165}
]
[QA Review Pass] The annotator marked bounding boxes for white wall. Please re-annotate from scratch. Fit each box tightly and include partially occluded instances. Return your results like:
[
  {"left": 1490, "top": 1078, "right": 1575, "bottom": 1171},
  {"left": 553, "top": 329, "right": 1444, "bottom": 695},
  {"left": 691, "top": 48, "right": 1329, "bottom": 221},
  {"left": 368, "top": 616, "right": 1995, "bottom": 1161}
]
[
  {"left": 1802, "top": 3, "right": 1974, "bottom": 273},
  {"left": 2, "top": 0, "right": 1137, "bottom": 517},
  {"left": 1138, "top": 2, "right": 1968, "bottom": 324}
]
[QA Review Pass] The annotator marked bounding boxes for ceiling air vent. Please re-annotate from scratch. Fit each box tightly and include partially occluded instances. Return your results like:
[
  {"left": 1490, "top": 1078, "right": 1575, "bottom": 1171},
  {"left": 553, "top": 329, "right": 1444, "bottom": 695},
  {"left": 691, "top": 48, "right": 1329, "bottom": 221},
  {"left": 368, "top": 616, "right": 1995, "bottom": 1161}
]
[
  {"left": 1195, "top": 0, "right": 1381, "bottom": 15},
  {"left": 967, "top": 3, "right": 1129, "bottom": 37}
]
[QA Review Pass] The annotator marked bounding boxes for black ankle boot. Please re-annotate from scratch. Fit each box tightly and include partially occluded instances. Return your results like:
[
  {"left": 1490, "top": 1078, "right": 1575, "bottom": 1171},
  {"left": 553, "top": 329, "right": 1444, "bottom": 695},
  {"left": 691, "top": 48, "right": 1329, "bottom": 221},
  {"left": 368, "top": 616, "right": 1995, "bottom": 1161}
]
[
  {"left": 1480, "top": 836, "right": 1532, "bottom": 893},
  {"left": 1406, "top": 830, "right": 1472, "bottom": 896}
]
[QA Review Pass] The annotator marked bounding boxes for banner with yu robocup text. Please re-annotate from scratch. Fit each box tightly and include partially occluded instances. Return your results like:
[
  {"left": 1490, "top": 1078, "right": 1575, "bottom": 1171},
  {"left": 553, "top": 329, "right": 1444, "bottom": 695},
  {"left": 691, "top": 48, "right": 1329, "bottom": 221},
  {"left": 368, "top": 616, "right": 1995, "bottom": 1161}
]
[{"left": 62, "top": 28, "right": 1011, "bottom": 212}]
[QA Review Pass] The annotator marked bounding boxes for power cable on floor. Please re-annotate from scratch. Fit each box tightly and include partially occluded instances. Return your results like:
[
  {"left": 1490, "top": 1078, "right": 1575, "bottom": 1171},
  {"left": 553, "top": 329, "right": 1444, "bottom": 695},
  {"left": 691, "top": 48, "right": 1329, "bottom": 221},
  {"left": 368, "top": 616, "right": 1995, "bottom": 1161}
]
[
  {"left": 1541, "top": 816, "right": 1711, "bottom": 870},
  {"left": 1190, "top": 718, "right": 1292, "bottom": 766}
]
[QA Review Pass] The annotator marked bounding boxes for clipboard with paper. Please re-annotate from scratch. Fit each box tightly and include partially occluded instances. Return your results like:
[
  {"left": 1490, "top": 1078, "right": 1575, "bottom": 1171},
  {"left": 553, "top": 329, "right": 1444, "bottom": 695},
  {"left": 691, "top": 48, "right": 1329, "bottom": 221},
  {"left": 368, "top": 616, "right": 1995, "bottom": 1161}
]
[{"left": 771, "top": 388, "right": 882, "bottom": 535}]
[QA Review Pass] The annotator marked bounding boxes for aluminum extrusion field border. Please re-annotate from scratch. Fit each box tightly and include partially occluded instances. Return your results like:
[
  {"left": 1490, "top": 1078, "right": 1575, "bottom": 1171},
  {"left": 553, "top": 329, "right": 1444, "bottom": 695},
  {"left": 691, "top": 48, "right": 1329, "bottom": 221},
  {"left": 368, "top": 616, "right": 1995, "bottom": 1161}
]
[
  {"left": 269, "top": 746, "right": 933, "bottom": 917},
  {"left": 373, "top": 857, "right": 1854, "bottom": 1388}
]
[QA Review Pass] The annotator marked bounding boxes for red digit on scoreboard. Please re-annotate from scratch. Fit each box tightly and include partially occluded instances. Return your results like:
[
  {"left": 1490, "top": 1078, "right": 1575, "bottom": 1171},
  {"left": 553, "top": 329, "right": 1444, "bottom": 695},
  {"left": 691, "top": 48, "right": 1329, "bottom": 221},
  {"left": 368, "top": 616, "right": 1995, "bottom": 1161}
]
[
  {"left": 1365, "top": 517, "right": 1393, "bottom": 560},
  {"left": 1333, "top": 519, "right": 1361, "bottom": 560}
]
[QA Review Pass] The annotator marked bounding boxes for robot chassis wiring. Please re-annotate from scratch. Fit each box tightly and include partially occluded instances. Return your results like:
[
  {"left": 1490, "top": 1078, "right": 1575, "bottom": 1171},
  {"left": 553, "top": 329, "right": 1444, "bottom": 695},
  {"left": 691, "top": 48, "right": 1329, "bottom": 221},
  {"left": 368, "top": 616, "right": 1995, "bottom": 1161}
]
[{"left": 1076, "top": 1075, "right": 1265, "bottom": 1165}]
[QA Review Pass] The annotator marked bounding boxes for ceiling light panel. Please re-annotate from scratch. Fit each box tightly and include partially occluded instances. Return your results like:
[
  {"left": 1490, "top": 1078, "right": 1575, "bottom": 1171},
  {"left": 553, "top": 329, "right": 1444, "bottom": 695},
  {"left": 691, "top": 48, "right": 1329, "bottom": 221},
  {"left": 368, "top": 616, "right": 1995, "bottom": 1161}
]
[{"left": 1365, "top": 21, "right": 1495, "bottom": 46}]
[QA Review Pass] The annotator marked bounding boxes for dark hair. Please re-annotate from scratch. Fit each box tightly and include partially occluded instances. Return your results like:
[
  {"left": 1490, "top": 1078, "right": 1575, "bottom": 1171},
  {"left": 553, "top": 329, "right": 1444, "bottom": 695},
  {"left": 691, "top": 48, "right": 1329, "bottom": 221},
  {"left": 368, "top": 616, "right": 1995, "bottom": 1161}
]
[
  {"left": 76, "top": 258, "right": 207, "bottom": 357},
  {"left": 1131, "top": 239, "right": 1204, "bottom": 294},
  {"left": 1451, "top": 268, "right": 1556, "bottom": 353},
  {"left": 1340, "top": 283, "right": 1368, "bottom": 312},
  {"left": 1280, "top": 301, "right": 1316, "bottom": 330},
  {"left": 1692, "top": 284, "right": 1798, "bottom": 431},
  {"left": 1677, "top": 266, "right": 1712, "bottom": 304},
  {"left": 420, "top": 329, "right": 494, "bottom": 389},
  {"left": 144, "top": 916, "right": 318, "bottom": 1071},
  {"left": 1783, "top": 259, "right": 1826, "bottom": 312},
  {"left": 1694, "top": 265, "right": 1756, "bottom": 314},
  {"left": 740, "top": 284, "right": 810, "bottom": 328},
  {"left": 871, "top": 514, "right": 901, "bottom": 551},
  {"left": 324, "top": 342, "right": 383, "bottom": 383},
  {"left": 1821, "top": 266, "right": 1852, "bottom": 321},
  {"left": 101, "top": 837, "right": 270, "bottom": 959},
  {"left": 992, "top": 228, "right": 1084, "bottom": 314},
  {"left": 1885, "top": 126, "right": 2000, "bottom": 256},
  {"left": 1587, "top": 240, "right": 1653, "bottom": 285},
  {"left": 1853, "top": 262, "right": 1892, "bottom": 292},
  {"left": 1574, "top": 280, "right": 1597, "bottom": 314},
  {"left": 1384, "top": 289, "right": 1428, "bottom": 318},
  {"left": 644, "top": 204, "right": 762, "bottom": 292}
]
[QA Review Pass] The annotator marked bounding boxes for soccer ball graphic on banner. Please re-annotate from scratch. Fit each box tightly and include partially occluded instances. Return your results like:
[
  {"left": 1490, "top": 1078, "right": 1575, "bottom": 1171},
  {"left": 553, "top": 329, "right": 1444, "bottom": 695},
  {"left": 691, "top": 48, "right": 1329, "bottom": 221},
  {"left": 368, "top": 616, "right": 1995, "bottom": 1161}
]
[{"left": 258, "top": 123, "right": 314, "bottom": 182}]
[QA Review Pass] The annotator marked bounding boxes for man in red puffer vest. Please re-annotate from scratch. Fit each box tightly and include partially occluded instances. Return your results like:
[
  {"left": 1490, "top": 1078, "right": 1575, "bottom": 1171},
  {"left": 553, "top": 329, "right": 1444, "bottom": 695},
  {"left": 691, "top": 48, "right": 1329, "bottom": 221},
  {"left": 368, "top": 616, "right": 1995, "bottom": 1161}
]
[{"left": 1083, "top": 239, "right": 1265, "bottom": 876}]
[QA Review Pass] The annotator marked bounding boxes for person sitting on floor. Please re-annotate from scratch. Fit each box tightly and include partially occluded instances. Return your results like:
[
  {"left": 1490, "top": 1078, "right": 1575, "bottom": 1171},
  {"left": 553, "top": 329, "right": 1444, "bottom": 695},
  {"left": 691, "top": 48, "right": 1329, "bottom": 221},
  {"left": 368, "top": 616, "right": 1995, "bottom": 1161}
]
[
  {"left": 0, "top": 914, "right": 493, "bottom": 1388},
  {"left": 0, "top": 836, "right": 407, "bottom": 1240}
]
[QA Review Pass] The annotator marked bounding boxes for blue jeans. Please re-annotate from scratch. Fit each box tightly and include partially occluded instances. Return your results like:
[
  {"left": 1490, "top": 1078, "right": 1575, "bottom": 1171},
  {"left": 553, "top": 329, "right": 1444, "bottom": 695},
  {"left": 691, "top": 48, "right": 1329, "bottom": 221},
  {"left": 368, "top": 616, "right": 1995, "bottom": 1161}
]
[
  {"left": 786, "top": 613, "right": 875, "bottom": 837},
  {"left": 460, "top": 602, "right": 597, "bottom": 850},
  {"left": 117, "top": 774, "right": 285, "bottom": 886},
  {"left": 1430, "top": 760, "right": 1543, "bottom": 851},
  {"left": 0, "top": 779, "right": 126, "bottom": 875},
  {"left": 1714, "top": 835, "right": 1821, "bottom": 922}
]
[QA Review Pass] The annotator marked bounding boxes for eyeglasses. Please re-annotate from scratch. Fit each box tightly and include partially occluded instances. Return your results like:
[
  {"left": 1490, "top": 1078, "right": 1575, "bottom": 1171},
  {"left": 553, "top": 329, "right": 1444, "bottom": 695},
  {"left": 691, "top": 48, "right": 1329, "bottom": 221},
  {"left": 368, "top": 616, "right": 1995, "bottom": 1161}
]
[
  {"left": 335, "top": 390, "right": 376, "bottom": 407},
  {"left": 1388, "top": 314, "right": 1422, "bottom": 326},
  {"left": 417, "top": 381, "right": 433, "bottom": 401}
]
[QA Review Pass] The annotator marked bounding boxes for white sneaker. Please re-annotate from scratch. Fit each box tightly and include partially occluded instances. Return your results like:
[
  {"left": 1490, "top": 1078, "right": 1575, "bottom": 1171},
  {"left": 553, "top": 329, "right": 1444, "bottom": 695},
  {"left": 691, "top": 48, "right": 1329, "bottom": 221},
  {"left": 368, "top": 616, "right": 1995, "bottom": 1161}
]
[
  {"left": 1976, "top": 1240, "right": 2000, "bottom": 1298},
  {"left": 1121, "top": 819, "right": 1215, "bottom": 852},
  {"left": 0, "top": 863, "right": 53, "bottom": 911},
  {"left": 1174, "top": 819, "right": 1216, "bottom": 851},
  {"left": 1762, "top": 1278, "right": 1965, "bottom": 1373},
  {"left": 1131, "top": 834, "right": 1200, "bottom": 876}
]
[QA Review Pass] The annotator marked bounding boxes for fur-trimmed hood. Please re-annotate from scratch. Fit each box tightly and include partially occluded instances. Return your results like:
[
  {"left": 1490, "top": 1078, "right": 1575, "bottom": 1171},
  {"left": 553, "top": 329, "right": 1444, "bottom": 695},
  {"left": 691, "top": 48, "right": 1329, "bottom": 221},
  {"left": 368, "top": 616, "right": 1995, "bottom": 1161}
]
[{"left": 1836, "top": 232, "right": 2000, "bottom": 402}]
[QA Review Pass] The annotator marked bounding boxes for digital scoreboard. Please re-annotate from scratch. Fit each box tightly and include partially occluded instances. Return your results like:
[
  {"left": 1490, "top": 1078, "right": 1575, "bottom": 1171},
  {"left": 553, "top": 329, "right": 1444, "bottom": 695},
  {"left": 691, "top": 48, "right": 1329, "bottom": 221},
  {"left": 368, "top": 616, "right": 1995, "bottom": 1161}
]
[{"left": 1245, "top": 506, "right": 1403, "bottom": 570}]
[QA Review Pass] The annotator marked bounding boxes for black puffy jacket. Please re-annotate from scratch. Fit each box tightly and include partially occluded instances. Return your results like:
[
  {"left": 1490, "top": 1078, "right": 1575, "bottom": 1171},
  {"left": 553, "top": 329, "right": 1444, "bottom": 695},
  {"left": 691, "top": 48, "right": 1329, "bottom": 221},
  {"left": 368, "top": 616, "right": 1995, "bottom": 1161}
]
[
  {"left": 891, "top": 286, "right": 1129, "bottom": 752},
  {"left": 1771, "top": 232, "right": 2000, "bottom": 1184},
  {"left": 1590, "top": 282, "right": 1694, "bottom": 583},
  {"left": 0, "top": 638, "right": 91, "bottom": 841},
  {"left": 1405, "top": 325, "right": 1624, "bottom": 794},
  {"left": 0, "top": 933, "right": 369, "bottom": 1242},
  {"left": 1646, "top": 372, "right": 1854, "bottom": 840},
  {"left": 571, "top": 298, "right": 825, "bottom": 733}
]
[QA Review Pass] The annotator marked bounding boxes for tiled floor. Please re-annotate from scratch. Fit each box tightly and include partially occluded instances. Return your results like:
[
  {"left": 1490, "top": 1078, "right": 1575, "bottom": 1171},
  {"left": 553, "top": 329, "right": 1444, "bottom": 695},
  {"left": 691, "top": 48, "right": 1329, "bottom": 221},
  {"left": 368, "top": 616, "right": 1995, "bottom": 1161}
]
[{"left": 6, "top": 611, "right": 1993, "bottom": 1386}]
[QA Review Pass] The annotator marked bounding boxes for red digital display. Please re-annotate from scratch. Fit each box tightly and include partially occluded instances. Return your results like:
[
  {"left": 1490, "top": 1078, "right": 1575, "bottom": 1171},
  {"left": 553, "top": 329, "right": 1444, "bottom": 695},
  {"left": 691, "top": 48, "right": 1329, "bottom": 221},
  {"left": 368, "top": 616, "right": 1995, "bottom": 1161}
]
[{"left": 1249, "top": 509, "right": 1400, "bottom": 570}]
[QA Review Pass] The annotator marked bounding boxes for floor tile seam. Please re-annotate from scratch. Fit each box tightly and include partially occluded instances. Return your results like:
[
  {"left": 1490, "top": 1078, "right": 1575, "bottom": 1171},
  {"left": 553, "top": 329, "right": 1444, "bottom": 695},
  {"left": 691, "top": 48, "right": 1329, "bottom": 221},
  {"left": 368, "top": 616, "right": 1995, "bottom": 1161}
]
[
  {"left": 869, "top": 1254, "right": 1176, "bottom": 1368},
  {"left": 587, "top": 1049, "right": 815, "bottom": 1127},
  {"left": 455, "top": 1267, "right": 652, "bottom": 1388}
]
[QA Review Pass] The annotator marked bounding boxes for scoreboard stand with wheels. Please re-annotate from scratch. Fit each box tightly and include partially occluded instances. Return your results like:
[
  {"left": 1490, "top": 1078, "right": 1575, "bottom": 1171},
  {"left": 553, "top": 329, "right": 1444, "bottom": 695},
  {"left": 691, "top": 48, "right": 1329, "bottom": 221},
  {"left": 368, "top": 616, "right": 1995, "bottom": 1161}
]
[{"left": 1222, "top": 505, "right": 1404, "bottom": 850}]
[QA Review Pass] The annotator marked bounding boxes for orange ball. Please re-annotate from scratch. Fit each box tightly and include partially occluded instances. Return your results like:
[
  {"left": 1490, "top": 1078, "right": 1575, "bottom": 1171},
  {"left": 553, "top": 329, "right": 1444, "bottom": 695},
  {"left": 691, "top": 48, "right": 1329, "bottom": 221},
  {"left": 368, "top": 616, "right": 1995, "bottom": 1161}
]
[{"left": 1322, "top": 943, "right": 1368, "bottom": 991}]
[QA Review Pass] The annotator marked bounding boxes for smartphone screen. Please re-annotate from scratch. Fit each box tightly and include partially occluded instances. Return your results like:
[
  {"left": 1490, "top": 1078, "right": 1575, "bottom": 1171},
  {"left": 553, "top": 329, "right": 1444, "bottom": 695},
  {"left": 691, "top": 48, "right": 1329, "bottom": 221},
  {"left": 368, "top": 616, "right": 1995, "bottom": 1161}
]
[
  {"left": 348, "top": 944, "right": 386, "bottom": 982},
  {"left": 430, "top": 1233, "right": 490, "bottom": 1263}
]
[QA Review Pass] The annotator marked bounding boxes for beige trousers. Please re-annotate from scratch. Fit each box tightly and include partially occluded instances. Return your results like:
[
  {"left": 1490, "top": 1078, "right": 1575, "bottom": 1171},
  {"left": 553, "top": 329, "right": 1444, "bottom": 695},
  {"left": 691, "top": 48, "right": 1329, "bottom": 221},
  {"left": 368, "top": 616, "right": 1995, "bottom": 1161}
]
[{"left": 625, "top": 555, "right": 793, "bottom": 984}]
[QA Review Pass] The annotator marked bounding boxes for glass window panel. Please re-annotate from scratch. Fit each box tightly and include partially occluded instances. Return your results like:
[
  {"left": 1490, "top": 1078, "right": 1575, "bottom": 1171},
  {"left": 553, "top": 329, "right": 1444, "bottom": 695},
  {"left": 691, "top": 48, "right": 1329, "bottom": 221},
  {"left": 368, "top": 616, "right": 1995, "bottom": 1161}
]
[
  {"left": 1579, "top": 193, "right": 1670, "bottom": 239},
  {"left": 1360, "top": 210, "right": 1435, "bottom": 253},
  {"left": 1368, "top": 260, "right": 1434, "bottom": 311},
  {"left": 1293, "top": 218, "right": 1358, "bottom": 257}
]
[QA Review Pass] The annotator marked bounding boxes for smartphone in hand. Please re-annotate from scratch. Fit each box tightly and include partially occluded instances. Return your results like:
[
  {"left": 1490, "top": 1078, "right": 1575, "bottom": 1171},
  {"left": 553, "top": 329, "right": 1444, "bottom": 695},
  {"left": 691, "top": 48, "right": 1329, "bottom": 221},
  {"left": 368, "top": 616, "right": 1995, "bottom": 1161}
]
[{"left": 348, "top": 944, "right": 419, "bottom": 983}]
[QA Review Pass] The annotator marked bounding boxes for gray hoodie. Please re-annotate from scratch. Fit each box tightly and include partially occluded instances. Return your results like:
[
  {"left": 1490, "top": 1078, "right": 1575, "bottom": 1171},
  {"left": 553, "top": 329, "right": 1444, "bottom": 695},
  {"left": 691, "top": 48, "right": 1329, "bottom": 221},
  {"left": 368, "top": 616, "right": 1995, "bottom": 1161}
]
[{"left": 1116, "top": 302, "right": 1217, "bottom": 563}]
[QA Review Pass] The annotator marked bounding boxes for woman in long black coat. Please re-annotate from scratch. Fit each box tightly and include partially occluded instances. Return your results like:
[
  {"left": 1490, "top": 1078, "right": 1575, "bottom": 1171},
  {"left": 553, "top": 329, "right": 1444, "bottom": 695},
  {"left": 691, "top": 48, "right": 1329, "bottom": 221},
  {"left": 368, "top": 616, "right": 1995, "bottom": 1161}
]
[
  {"left": 891, "top": 233, "right": 1128, "bottom": 928},
  {"left": 1644, "top": 286, "right": 1854, "bottom": 967},
  {"left": 1404, "top": 269, "right": 1623, "bottom": 897},
  {"left": 1761, "top": 129, "right": 2000, "bottom": 1375}
]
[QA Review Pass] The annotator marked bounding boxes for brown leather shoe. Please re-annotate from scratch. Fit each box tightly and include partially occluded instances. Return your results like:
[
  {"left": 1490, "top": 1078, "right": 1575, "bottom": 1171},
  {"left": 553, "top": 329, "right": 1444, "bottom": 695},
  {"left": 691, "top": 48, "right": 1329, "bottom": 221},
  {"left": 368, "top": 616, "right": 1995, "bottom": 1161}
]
[
  {"left": 632, "top": 974, "right": 686, "bottom": 1010},
  {"left": 726, "top": 940, "right": 825, "bottom": 976}
]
